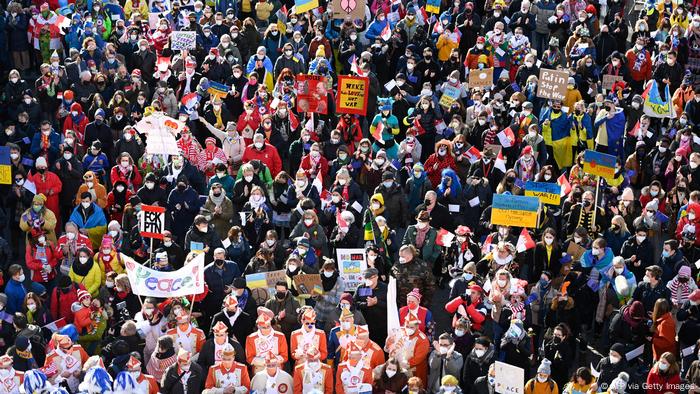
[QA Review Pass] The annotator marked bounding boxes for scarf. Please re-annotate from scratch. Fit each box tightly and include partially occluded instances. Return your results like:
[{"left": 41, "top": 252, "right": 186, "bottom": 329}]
[
  {"left": 210, "top": 192, "right": 225, "bottom": 206},
  {"left": 321, "top": 271, "right": 339, "bottom": 292},
  {"left": 213, "top": 108, "right": 223, "bottom": 128},
  {"left": 237, "top": 289, "right": 250, "bottom": 310},
  {"left": 71, "top": 257, "right": 93, "bottom": 277},
  {"left": 510, "top": 301, "right": 525, "bottom": 320},
  {"left": 595, "top": 286, "right": 608, "bottom": 323},
  {"left": 415, "top": 225, "right": 430, "bottom": 248}
]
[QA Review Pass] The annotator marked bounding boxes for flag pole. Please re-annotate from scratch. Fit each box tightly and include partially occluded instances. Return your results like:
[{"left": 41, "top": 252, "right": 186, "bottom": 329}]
[{"left": 592, "top": 177, "right": 600, "bottom": 236}]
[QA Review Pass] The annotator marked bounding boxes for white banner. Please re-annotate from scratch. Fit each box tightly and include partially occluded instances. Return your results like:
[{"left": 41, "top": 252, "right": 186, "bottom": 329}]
[
  {"left": 387, "top": 277, "right": 400, "bottom": 333},
  {"left": 124, "top": 253, "right": 205, "bottom": 297},
  {"left": 336, "top": 248, "right": 367, "bottom": 292},
  {"left": 495, "top": 361, "right": 525, "bottom": 394},
  {"left": 135, "top": 112, "right": 183, "bottom": 156}
]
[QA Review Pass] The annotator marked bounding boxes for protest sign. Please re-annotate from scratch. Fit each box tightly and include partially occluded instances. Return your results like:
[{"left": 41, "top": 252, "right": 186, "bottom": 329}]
[
  {"left": 207, "top": 81, "right": 229, "bottom": 99},
  {"left": 439, "top": 84, "right": 461, "bottom": 108},
  {"left": 296, "top": 74, "right": 328, "bottom": 114},
  {"left": 337, "top": 248, "right": 368, "bottom": 292},
  {"left": 583, "top": 149, "right": 616, "bottom": 181},
  {"left": 495, "top": 361, "right": 525, "bottom": 394},
  {"left": 643, "top": 80, "right": 673, "bottom": 119},
  {"left": 293, "top": 274, "right": 322, "bottom": 295},
  {"left": 567, "top": 242, "right": 585, "bottom": 260},
  {"left": 536, "top": 68, "right": 568, "bottom": 101},
  {"left": 602, "top": 74, "right": 624, "bottom": 91},
  {"left": 331, "top": 0, "right": 366, "bottom": 20},
  {"left": 0, "top": 146, "right": 11, "bottom": 184},
  {"left": 337, "top": 75, "right": 369, "bottom": 115},
  {"left": 246, "top": 270, "right": 286, "bottom": 304},
  {"left": 171, "top": 31, "right": 196, "bottom": 50},
  {"left": 139, "top": 205, "right": 166, "bottom": 239},
  {"left": 469, "top": 68, "right": 494, "bottom": 89},
  {"left": 524, "top": 181, "right": 561, "bottom": 205},
  {"left": 125, "top": 253, "right": 205, "bottom": 298},
  {"left": 490, "top": 194, "right": 540, "bottom": 228}
]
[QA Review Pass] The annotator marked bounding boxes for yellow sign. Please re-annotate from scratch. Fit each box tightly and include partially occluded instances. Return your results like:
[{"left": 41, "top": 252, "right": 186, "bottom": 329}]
[
  {"left": 491, "top": 208, "right": 538, "bottom": 228},
  {"left": 0, "top": 166, "right": 10, "bottom": 185}
]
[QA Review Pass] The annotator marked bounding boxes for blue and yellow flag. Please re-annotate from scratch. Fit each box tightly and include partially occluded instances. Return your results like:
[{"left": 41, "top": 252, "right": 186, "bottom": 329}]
[
  {"left": 0, "top": 147, "right": 11, "bottom": 185},
  {"left": 642, "top": 80, "right": 673, "bottom": 119},
  {"left": 294, "top": 0, "right": 319, "bottom": 14}
]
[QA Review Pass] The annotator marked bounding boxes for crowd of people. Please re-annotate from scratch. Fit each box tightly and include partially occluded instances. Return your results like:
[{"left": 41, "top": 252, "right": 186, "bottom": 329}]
[{"left": 0, "top": 0, "right": 699, "bottom": 392}]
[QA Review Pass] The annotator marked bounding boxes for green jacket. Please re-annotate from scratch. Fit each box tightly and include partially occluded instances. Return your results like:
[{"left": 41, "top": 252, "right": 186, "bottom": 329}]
[{"left": 402, "top": 225, "right": 440, "bottom": 264}]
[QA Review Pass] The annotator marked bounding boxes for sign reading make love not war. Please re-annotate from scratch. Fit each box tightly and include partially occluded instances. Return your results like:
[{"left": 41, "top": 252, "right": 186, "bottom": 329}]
[
  {"left": 536, "top": 68, "right": 568, "bottom": 101},
  {"left": 296, "top": 74, "right": 328, "bottom": 114},
  {"left": 524, "top": 181, "right": 561, "bottom": 205},
  {"left": 171, "top": 31, "right": 197, "bottom": 51},
  {"left": 583, "top": 149, "right": 616, "bottom": 181},
  {"left": 331, "top": 0, "right": 366, "bottom": 20},
  {"left": 139, "top": 205, "right": 165, "bottom": 239},
  {"left": 125, "top": 253, "right": 205, "bottom": 297},
  {"left": 337, "top": 248, "right": 367, "bottom": 292},
  {"left": 490, "top": 194, "right": 540, "bottom": 228},
  {"left": 337, "top": 75, "right": 369, "bottom": 115}
]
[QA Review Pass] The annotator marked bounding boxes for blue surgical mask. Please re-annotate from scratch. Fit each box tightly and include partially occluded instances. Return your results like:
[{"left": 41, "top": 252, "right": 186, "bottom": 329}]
[
  {"left": 463, "top": 272, "right": 474, "bottom": 281},
  {"left": 662, "top": 250, "right": 670, "bottom": 258},
  {"left": 382, "top": 180, "right": 393, "bottom": 188}
]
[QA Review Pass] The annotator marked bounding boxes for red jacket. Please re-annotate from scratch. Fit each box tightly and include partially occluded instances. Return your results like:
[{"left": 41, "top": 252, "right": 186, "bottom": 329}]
[
  {"left": 299, "top": 154, "right": 329, "bottom": 184},
  {"left": 625, "top": 49, "right": 652, "bottom": 82},
  {"left": 445, "top": 296, "right": 487, "bottom": 331},
  {"left": 28, "top": 171, "right": 63, "bottom": 225},
  {"left": 50, "top": 282, "right": 87, "bottom": 324},
  {"left": 110, "top": 165, "right": 143, "bottom": 192},
  {"left": 424, "top": 154, "right": 456, "bottom": 187},
  {"left": 63, "top": 114, "right": 89, "bottom": 143},
  {"left": 646, "top": 368, "right": 681, "bottom": 394},
  {"left": 652, "top": 312, "right": 677, "bottom": 361},
  {"left": 241, "top": 143, "right": 282, "bottom": 176},
  {"left": 25, "top": 242, "right": 61, "bottom": 284}
]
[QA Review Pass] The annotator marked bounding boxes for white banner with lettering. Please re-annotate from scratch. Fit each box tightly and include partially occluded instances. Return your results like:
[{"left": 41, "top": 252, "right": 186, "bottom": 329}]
[{"left": 125, "top": 253, "right": 205, "bottom": 297}]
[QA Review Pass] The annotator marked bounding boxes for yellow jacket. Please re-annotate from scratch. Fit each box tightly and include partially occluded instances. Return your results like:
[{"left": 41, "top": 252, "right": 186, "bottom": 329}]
[
  {"left": 525, "top": 379, "right": 559, "bottom": 394},
  {"left": 124, "top": 0, "right": 148, "bottom": 19},
  {"left": 255, "top": 1, "right": 274, "bottom": 21},
  {"left": 69, "top": 261, "right": 104, "bottom": 298},
  {"left": 563, "top": 89, "right": 583, "bottom": 110},
  {"left": 436, "top": 33, "right": 459, "bottom": 62}
]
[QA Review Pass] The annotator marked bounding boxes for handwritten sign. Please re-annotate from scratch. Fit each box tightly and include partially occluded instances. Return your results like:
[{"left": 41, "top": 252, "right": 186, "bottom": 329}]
[
  {"left": 337, "top": 248, "right": 367, "bottom": 292},
  {"left": 602, "top": 74, "right": 623, "bottom": 91},
  {"left": 495, "top": 361, "right": 524, "bottom": 394},
  {"left": 337, "top": 75, "right": 369, "bottom": 116},
  {"left": 439, "top": 84, "right": 461, "bottom": 108},
  {"left": 296, "top": 74, "right": 328, "bottom": 114},
  {"left": 537, "top": 68, "right": 568, "bottom": 101},
  {"left": 125, "top": 253, "right": 204, "bottom": 297},
  {"left": 139, "top": 205, "right": 166, "bottom": 239},
  {"left": 469, "top": 68, "right": 494, "bottom": 89},
  {"left": 524, "top": 181, "right": 561, "bottom": 205},
  {"left": 246, "top": 269, "right": 286, "bottom": 304},
  {"left": 331, "top": 0, "right": 366, "bottom": 20},
  {"left": 293, "top": 274, "right": 322, "bottom": 295},
  {"left": 583, "top": 149, "right": 616, "bottom": 181},
  {"left": 490, "top": 194, "right": 540, "bottom": 228},
  {"left": 171, "top": 31, "right": 196, "bottom": 50}
]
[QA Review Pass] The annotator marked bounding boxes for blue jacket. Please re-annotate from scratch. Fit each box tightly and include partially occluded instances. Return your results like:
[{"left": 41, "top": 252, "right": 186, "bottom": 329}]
[
  {"left": 365, "top": 19, "right": 389, "bottom": 42},
  {"left": 167, "top": 187, "right": 202, "bottom": 237},
  {"left": 30, "top": 131, "right": 62, "bottom": 162},
  {"left": 69, "top": 203, "right": 107, "bottom": 229},
  {"left": 5, "top": 279, "right": 44, "bottom": 314},
  {"left": 204, "top": 260, "right": 241, "bottom": 295}
]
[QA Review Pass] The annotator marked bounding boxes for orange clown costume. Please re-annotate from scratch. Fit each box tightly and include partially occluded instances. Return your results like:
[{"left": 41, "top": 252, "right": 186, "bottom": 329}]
[
  {"left": 250, "top": 352, "right": 294, "bottom": 394},
  {"left": 335, "top": 342, "right": 373, "bottom": 394},
  {"left": 327, "top": 308, "right": 364, "bottom": 366},
  {"left": 203, "top": 343, "right": 250, "bottom": 394},
  {"left": 245, "top": 307, "right": 289, "bottom": 374},
  {"left": 290, "top": 307, "right": 328, "bottom": 363},
  {"left": 353, "top": 325, "right": 386, "bottom": 370},
  {"left": 166, "top": 309, "right": 206, "bottom": 355},
  {"left": 0, "top": 355, "right": 24, "bottom": 394},
  {"left": 293, "top": 346, "right": 333, "bottom": 394},
  {"left": 125, "top": 356, "right": 158, "bottom": 394},
  {"left": 385, "top": 313, "right": 430, "bottom": 388},
  {"left": 43, "top": 334, "right": 89, "bottom": 392}
]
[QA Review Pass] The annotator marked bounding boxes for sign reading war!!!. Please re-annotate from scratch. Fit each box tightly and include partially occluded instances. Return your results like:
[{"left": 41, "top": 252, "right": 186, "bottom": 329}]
[
  {"left": 125, "top": 254, "right": 205, "bottom": 297},
  {"left": 536, "top": 68, "right": 568, "bottom": 101},
  {"left": 524, "top": 181, "right": 561, "bottom": 205},
  {"left": 490, "top": 194, "right": 540, "bottom": 228}
]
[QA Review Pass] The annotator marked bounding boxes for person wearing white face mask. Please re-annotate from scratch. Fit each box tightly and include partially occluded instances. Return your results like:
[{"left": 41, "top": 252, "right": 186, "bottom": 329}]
[
  {"left": 404, "top": 210, "right": 441, "bottom": 268},
  {"left": 387, "top": 313, "right": 430, "bottom": 384},
  {"left": 375, "top": 358, "right": 409, "bottom": 392},
  {"left": 290, "top": 211, "right": 329, "bottom": 259},
  {"left": 68, "top": 248, "right": 102, "bottom": 298},
  {"left": 242, "top": 133, "right": 282, "bottom": 178},
  {"left": 524, "top": 359, "right": 558, "bottom": 394}
]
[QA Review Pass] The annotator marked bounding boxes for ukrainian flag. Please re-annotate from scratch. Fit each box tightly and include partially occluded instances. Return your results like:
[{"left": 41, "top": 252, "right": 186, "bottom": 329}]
[
  {"left": 544, "top": 110, "right": 573, "bottom": 169},
  {"left": 246, "top": 273, "right": 267, "bottom": 289},
  {"left": 295, "top": 0, "right": 319, "bottom": 14},
  {"left": 0, "top": 147, "right": 11, "bottom": 185}
]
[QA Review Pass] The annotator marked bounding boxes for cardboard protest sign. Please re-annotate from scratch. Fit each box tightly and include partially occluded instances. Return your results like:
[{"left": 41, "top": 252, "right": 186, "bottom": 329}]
[
  {"left": 490, "top": 194, "right": 540, "bottom": 228},
  {"left": 337, "top": 248, "right": 367, "bottom": 292},
  {"left": 567, "top": 242, "right": 585, "bottom": 261},
  {"left": 296, "top": 74, "right": 328, "bottom": 114},
  {"left": 469, "top": 68, "right": 494, "bottom": 89},
  {"left": 337, "top": 75, "right": 369, "bottom": 115},
  {"left": 524, "top": 181, "right": 561, "bottom": 205},
  {"left": 602, "top": 74, "right": 623, "bottom": 90},
  {"left": 495, "top": 361, "right": 525, "bottom": 394},
  {"left": 246, "top": 270, "right": 286, "bottom": 304},
  {"left": 139, "top": 205, "right": 166, "bottom": 239},
  {"left": 331, "top": 0, "right": 366, "bottom": 20},
  {"left": 293, "top": 274, "right": 322, "bottom": 295},
  {"left": 536, "top": 68, "right": 568, "bottom": 101},
  {"left": 171, "top": 31, "right": 196, "bottom": 50},
  {"left": 125, "top": 254, "right": 204, "bottom": 297}
]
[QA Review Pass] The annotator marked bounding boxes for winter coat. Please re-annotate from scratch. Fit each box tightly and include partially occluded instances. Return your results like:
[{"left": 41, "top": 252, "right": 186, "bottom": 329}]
[
  {"left": 25, "top": 242, "right": 60, "bottom": 284},
  {"left": 69, "top": 260, "right": 103, "bottom": 298},
  {"left": 402, "top": 226, "right": 440, "bottom": 265},
  {"left": 167, "top": 186, "right": 202, "bottom": 241},
  {"left": 200, "top": 196, "right": 235, "bottom": 241}
]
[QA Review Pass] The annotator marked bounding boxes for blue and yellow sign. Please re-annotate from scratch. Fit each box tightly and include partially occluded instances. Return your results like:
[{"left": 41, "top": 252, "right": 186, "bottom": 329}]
[
  {"left": 491, "top": 194, "right": 540, "bottom": 228},
  {"left": 524, "top": 181, "right": 561, "bottom": 205}
]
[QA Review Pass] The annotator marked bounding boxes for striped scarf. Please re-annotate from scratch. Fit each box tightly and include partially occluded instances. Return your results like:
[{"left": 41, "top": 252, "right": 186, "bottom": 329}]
[{"left": 668, "top": 278, "right": 692, "bottom": 304}]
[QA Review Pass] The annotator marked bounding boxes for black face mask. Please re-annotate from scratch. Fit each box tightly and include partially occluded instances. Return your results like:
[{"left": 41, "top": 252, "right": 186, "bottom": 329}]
[
  {"left": 37, "top": 168, "right": 46, "bottom": 174},
  {"left": 275, "top": 291, "right": 286, "bottom": 300},
  {"left": 215, "top": 259, "right": 225, "bottom": 266},
  {"left": 177, "top": 183, "right": 186, "bottom": 190},
  {"left": 583, "top": 200, "right": 592, "bottom": 207}
]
